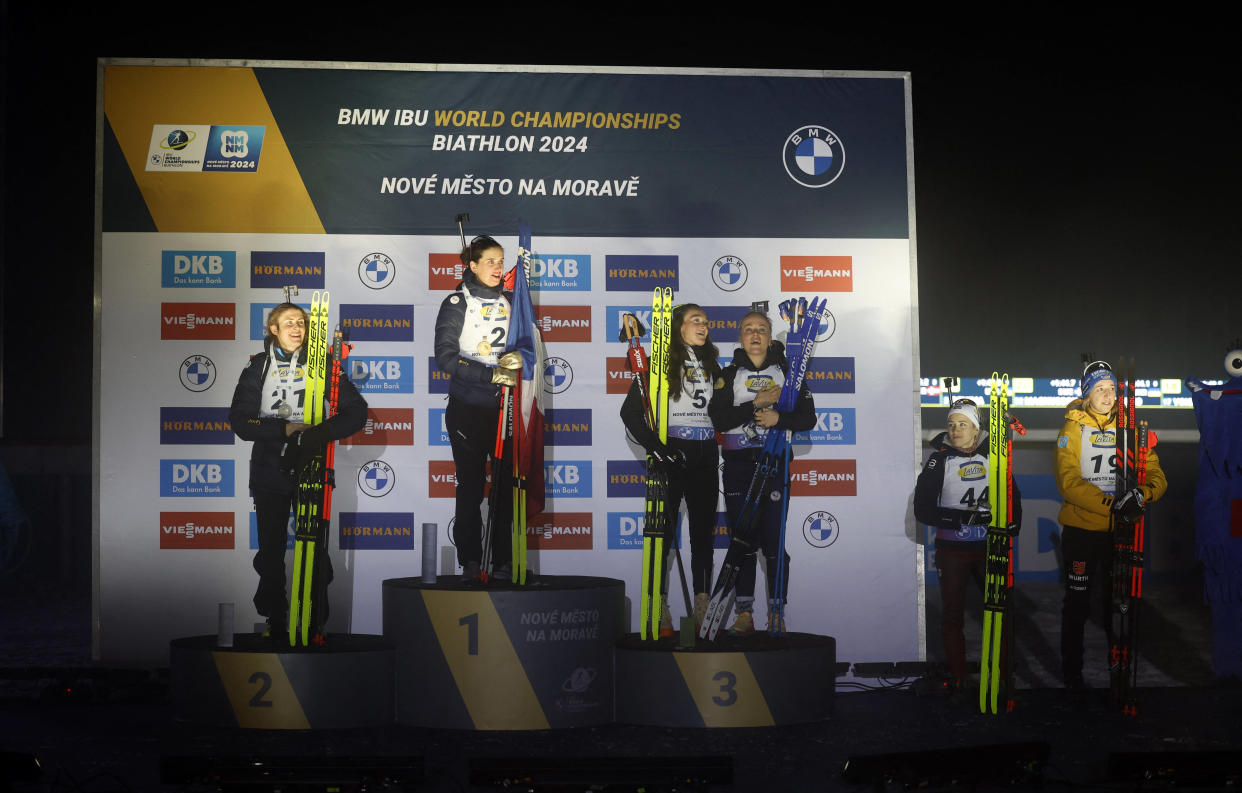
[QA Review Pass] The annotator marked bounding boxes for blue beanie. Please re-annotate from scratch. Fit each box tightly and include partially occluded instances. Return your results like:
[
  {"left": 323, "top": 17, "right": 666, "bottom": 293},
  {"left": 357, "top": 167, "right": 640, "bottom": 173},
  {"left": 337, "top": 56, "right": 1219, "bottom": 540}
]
[{"left": 1081, "top": 361, "right": 1115, "bottom": 397}]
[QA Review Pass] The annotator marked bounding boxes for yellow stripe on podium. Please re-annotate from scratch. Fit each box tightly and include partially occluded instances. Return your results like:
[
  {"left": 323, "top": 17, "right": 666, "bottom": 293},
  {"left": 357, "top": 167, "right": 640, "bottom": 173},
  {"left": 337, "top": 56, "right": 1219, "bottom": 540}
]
[
  {"left": 211, "top": 651, "right": 310, "bottom": 730},
  {"left": 673, "top": 652, "right": 774, "bottom": 727},
  {"left": 420, "top": 589, "right": 549, "bottom": 730}
]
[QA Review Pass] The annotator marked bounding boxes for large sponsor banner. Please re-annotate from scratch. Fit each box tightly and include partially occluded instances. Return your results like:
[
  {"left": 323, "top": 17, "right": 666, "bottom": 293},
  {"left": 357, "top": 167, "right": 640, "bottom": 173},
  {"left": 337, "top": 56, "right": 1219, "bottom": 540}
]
[{"left": 97, "top": 62, "right": 918, "bottom": 666}]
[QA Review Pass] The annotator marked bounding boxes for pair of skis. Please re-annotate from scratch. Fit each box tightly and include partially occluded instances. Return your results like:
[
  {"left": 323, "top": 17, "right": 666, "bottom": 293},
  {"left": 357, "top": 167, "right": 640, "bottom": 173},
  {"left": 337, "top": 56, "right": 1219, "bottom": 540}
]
[
  {"left": 699, "top": 297, "right": 825, "bottom": 640},
  {"left": 633, "top": 288, "right": 673, "bottom": 640},
  {"left": 979, "top": 373, "right": 1024, "bottom": 713},
  {"left": 1111, "top": 357, "right": 1152, "bottom": 715},
  {"left": 289, "top": 291, "right": 349, "bottom": 647}
]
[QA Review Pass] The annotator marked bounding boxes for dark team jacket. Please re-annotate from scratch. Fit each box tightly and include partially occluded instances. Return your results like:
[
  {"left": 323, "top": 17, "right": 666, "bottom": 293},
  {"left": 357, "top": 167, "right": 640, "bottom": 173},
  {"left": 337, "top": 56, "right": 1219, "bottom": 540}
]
[
  {"left": 708, "top": 343, "right": 816, "bottom": 464},
  {"left": 433, "top": 268, "right": 514, "bottom": 407},
  {"left": 913, "top": 431, "right": 1023, "bottom": 552},
  {"left": 619, "top": 343, "right": 721, "bottom": 453},
  {"left": 229, "top": 338, "right": 368, "bottom": 495}
]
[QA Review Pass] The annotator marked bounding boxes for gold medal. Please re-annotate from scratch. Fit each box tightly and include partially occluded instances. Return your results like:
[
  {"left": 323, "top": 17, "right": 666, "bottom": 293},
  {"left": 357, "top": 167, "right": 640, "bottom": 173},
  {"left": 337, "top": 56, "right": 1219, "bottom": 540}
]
[{"left": 477, "top": 341, "right": 493, "bottom": 356}]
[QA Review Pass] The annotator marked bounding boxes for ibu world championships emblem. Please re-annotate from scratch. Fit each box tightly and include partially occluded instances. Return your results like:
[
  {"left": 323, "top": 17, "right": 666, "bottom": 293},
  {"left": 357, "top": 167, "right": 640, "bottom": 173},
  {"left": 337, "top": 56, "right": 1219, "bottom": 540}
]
[{"left": 782, "top": 125, "right": 845, "bottom": 188}]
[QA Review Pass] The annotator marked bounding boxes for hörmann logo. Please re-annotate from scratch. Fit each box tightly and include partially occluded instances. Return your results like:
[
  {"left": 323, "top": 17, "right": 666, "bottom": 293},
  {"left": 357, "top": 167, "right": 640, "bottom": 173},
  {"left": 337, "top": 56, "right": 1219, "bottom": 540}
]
[
  {"left": 546, "top": 461, "right": 591, "bottom": 498},
  {"left": 712, "top": 512, "right": 730, "bottom": 549},
  {"left": 545, "top": 409, "right": 592, "bottom": 446},
  {"left": 790, "top": 459, "right": 857, "bottom": 497},
  {"left": 161, "top": 303, "right": 236, "bottom": 341},
  {"left": 606, "top": 460, "right": 646, "bottom": 498},
  {"left": 698, "top": 305, "right": 752, "bottom": 338},
  {"left": 249, "top": 251, "right": 325, "bottom": 289},
  {"left": 804, "top": 357, "right": 856, "bottom": 394},
  {"left": 339, "top": 511, "right": 415, "bottom": 550},
  {"left": 159, "top": 407, "right": 234, "bottom": 445},
  {"left": 344, "top": 408, "right": 414, "bottom": 446},
  {"left": 606, "top": 357, "right": 635, "bottom": 394},
  {"left": 793, "top": 408, "right": 857, "bottom": 445},
  {"left": 339, "top": 304, "right": 414, "bottom": 342},
  {"left": 527, "top": 512, "right": 593, "bottom": 550},
  {"left": 161, "top": 251, "right": 236, "bottom": 288},
  {"left": 160, "top": 511, "right": 234, "bottom": 550},
  {"left": 428, "top": 358, "right": 452, "bottom": 394},
  {"left": 779, "top": 256, "right": 853, "bottom": 292},
  {"left": 536, "top": 306, "right": 591, "bottom": 342},
  {"left": 604, "top": 255, "right": 679, "bottom": 291},
  {"left": 160, "top": 460, "right": 234, "bottom": 497},
  {"left": 530, "top": 254, "right": 591, "bottom": 291},
  {"left": 429, "top": 253, "right": 465, "bottom": 290},
  {"left": 350, "top": 356, "right": 414, "bottom": 394}
]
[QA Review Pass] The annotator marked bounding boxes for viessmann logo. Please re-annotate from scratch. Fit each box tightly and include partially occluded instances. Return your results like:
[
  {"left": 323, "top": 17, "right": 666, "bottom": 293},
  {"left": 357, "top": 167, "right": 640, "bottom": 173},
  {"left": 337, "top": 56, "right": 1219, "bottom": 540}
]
[
  {"left": 160, "top": 511, "right": 234, "bottom": 549},
  {"left": 779, "top": 256, "right": 853, "bottom": 292},
  {"left": 536, "top": 306, "right": 591, "bottom": 342},
  {"left": 343, "top": 408, "right": 414, "bottom": 446},
  {"left": 790, "top": 459, "right": 857, "bottom": 497},
  {"left": 429, "top": 253, "right": 465, "bottom": 290},
  {"left": 606, "top": 357, "right": 635, "bottom": 394},
  {"left": 161, "top": 303, "right": 236, "bottom": 340},
  {"left": 526, "top": 512, "right": 593, "bottom": 550}
]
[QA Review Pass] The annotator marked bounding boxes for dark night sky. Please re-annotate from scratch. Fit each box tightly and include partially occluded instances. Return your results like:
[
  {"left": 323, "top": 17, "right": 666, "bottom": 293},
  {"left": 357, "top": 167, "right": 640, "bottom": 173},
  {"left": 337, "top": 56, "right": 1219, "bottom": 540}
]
[{"left": 3, "top": 10, "right": 1238, "bottom": 442}]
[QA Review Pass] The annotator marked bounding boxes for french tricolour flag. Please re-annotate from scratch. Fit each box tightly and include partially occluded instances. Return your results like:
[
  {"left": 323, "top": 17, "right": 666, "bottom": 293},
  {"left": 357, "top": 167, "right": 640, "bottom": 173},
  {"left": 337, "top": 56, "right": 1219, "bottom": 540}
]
[{"left": 505, "top": 220, "right": 545, "bottom": 518}]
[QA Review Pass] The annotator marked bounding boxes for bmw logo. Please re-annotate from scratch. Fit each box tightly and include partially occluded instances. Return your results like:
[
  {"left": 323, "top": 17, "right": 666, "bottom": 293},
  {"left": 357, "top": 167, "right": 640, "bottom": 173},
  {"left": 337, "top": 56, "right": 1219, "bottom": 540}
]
[
  {"left": 178, "top": 355, "right": 217, "bottom": 392},
  {"left": 803, "top": 511, "right": 840, "bottom": 548},
  {"left": 711, "top": 256, "right": 748, "bottom": 292},
  {"left": 815, "top": 308, "right": 837, "bottom": 343},
  {"left": 782, "top": 125, "right": 846, "bottom": 188},
  {"left": 543, "top": 357, "right": 573, "bottom": 394},
  {"left": 358, "top": 460, "right": 395, "bottom": 497},
  {"left": 358, "top": 252, "right": 395, "bottom": 289}
]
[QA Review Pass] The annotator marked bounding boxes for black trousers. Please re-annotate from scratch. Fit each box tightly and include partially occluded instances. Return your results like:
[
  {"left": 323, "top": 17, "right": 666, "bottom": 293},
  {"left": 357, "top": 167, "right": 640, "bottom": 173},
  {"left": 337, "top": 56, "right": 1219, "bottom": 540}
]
[
  {"left": 1060, "top": 524, "right": 1114, "bottom": 679},
  {"left": 664, "top": 437, "right": 720, "bottom": 595},
  {"left": 253, "top": 487, "right": 333, "bottom": 623},
  {"left": 446, "top": 397, "right": 513, "bottom": 568}
]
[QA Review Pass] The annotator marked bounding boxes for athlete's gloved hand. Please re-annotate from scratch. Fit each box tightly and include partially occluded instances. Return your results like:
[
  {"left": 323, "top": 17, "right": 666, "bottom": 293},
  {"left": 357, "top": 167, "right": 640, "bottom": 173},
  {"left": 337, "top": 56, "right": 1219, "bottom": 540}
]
[
  {"left": 963, "top": 509, "right": 992, "bottom": 526},
  {"left": 491, "top": 367, "right": 517, "bottom": 387},
  {"left": 497, "top": 351, "right": 524, "bottom": 370},
  {"left": 649, "top": 442, "right": 686, "bottom": 468},
  {"left": 292, "top": 423, "right": 330, "bottom": 470},
  {"left": 1112, "top": 487, "right": 1146, "bottom": 523}
]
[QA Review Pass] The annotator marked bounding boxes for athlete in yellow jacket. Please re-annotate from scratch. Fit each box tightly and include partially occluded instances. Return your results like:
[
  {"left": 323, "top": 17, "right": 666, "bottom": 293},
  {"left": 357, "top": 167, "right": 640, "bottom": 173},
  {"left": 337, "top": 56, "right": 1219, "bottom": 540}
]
[{"left": 1054, "top": 360, "right": 1167, "bottom": 693}]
